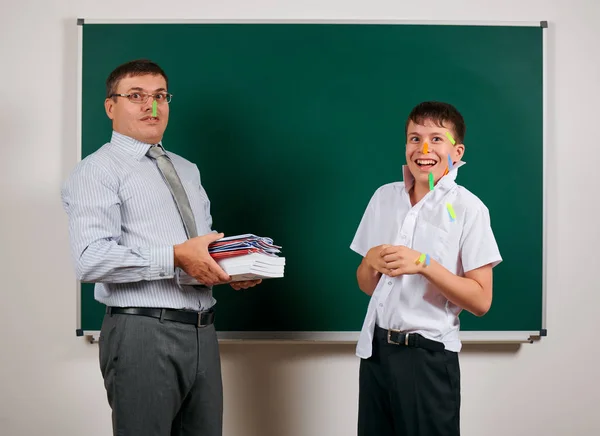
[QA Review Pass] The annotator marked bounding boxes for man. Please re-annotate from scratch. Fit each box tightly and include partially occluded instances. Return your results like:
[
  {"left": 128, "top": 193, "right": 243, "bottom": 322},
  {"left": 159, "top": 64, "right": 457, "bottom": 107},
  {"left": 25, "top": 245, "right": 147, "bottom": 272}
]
[{"left": 62, "top": 59, "right": 261, "bottom": 436}]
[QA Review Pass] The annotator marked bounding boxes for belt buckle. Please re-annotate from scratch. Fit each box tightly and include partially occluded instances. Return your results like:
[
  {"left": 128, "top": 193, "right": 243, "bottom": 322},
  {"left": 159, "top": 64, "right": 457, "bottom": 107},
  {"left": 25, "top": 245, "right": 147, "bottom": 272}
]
[
  {"left": 387, "top": 329, "right": 410, "bottom": 346},
  {"left": 387, "top": 328, "right": 400, "bottom": 345},
  {"left": 197, "top": 310, "right": 213, "bottom": 327}
]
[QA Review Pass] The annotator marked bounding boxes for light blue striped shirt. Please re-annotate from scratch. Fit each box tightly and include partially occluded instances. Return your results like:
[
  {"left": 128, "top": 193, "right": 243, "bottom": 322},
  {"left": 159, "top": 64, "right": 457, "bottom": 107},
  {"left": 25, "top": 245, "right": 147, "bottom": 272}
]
[{"left": 62, "top": 131, "right": 216, "bottom": 310}]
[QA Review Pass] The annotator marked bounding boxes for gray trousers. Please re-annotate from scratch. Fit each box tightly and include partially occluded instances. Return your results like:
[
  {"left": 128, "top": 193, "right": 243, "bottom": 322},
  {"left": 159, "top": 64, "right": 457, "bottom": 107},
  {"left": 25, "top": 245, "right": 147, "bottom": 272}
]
[{"left": 98, "top": 312, "right": 223, "bottom": 436}]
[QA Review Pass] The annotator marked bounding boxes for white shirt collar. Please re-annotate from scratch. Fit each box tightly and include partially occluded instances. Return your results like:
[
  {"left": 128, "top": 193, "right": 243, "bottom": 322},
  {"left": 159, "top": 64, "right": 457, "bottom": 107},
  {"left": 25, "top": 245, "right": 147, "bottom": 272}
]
[{"left": 402, "top": 160, "right": 467, "bottom": 193}]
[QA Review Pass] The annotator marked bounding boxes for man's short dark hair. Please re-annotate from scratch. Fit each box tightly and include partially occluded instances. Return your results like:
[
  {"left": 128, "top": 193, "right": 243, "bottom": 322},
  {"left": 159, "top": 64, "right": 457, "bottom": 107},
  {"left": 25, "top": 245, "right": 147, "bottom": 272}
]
[
  {"left": 106, "top": 59, "right": 168, "bottom": 99},
  {"left": 405, "top": 101, "right": 466, "bottom": 144}
]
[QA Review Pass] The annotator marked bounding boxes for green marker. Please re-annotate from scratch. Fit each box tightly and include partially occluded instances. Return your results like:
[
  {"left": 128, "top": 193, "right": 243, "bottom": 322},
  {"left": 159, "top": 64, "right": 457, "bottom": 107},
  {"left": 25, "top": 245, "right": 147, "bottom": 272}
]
[
  {"left": 445, "top": 131, "right": 456, "bottom": 145},
  {"left": 429, "top": 172, "right": 434, "bottom": 191},
  {"left": 152, "top": 100, "right": 158, "bottom": 117}
]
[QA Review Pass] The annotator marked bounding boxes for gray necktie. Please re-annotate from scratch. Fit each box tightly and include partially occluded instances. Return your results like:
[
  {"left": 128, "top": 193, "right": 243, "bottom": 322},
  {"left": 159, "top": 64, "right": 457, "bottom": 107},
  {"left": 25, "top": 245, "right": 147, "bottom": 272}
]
[{"left": 147, "top": 145, "right": 197, "bottom": 239}]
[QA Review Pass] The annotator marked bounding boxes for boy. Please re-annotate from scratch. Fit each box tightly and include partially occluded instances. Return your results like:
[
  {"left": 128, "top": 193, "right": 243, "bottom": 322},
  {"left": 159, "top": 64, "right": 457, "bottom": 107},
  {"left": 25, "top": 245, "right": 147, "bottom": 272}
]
[{"left": 350, "top": 101, "right": 502, "bottom": 436}]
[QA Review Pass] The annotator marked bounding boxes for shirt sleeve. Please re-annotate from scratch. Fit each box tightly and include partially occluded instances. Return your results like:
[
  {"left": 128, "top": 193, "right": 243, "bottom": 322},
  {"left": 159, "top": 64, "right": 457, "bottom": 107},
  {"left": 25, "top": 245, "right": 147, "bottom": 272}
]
[
  {"left": 350, "top": 189, "right": 381, "bottom": 257},
  {"left": 459, "top": 203, "right": 502, "bottom": 272},
  {"left": 61, "top": 160, "right": 174, "bottom": 283}
]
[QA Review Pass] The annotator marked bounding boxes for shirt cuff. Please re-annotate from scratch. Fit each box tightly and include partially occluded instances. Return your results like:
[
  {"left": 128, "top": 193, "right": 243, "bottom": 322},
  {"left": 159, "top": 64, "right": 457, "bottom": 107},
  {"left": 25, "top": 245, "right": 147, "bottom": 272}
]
[{"left": 148, "top": 246, "right": 175, "bottom": 280}]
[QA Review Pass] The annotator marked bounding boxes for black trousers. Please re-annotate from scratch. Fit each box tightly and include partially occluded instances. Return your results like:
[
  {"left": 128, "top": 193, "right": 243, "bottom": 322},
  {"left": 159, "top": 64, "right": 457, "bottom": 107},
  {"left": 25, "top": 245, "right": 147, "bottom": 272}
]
[
  {"left": 98, "top": 313, "right": 223, "bottom": 436},
  {"left": 358, "top": 326, "right": 461, "bottom": 436}
]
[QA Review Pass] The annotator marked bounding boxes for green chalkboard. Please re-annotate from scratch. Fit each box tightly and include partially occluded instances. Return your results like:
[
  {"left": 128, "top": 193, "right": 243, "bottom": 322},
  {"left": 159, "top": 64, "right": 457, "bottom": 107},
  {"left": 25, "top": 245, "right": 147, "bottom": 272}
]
[{"left": 78, "top": 21, "right": 545, "bottom": 339}]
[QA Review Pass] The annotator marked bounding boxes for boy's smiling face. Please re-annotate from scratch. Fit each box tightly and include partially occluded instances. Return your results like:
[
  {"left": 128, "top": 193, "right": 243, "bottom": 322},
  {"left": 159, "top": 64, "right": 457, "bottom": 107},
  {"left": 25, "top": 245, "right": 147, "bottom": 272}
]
[{"left": 405, "top": 118, "right": 465, "bottom": 186}]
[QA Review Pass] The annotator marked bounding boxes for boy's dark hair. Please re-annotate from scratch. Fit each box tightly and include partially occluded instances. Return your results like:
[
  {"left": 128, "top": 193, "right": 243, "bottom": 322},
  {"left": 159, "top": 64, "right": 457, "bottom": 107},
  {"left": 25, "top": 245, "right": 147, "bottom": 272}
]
[
  {"left": 106, "top": 59, "right": 168, "bottom": 99},
  {"left": 405, "top": 101, "right": 466, "bottom": 144}
]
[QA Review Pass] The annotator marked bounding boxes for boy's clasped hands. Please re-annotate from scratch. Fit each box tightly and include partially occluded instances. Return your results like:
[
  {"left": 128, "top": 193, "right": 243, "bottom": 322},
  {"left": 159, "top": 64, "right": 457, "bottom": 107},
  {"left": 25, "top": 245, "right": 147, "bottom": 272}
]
[{"left": 365, "top": 244, "right": 425, "bottom": 277}]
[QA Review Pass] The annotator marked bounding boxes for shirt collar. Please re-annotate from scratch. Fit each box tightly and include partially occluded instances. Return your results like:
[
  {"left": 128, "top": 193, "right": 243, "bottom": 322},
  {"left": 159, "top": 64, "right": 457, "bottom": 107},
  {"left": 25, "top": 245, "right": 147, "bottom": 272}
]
[
  {"left": 402, "top": 160, "right": 467, "bottom": 193},
  {"left": 110, "top": 131, "right": 164, "bottom": 161}
]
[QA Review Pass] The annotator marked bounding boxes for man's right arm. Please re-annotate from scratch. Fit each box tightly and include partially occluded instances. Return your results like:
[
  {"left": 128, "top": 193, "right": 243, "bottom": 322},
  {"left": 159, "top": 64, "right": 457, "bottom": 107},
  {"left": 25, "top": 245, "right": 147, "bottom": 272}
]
[
  {"left": 62, "top": 161, "right": 174, "bottom": 283},
  {"left": 173, "top": 234, "right": 230, "bottom": 286}
]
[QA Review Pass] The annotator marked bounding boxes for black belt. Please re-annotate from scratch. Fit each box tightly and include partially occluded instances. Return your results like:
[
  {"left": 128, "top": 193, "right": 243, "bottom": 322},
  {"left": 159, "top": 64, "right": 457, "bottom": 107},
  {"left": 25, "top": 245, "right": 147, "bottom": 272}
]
[
  {"left": 107, "top": 306, "right": 215, "bottom": 327},
  {"left": 374, "top": 325, "right": 445, "bottom": 352}
]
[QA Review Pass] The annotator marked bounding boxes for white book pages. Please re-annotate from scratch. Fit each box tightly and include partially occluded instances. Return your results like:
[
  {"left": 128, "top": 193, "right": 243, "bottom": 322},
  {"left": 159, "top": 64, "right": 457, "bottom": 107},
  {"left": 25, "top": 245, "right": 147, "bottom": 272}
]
[
  {"left": 228, "top": 271, "right": 284, "bottom": 281},
  {"left": 217, "top": 253, "right": 286, "bottom": 269},
  {"left": 223, "top": 264, "right": 284, "bottom": 273},
  {"left": 216, "top": 253, "right": 286, "bottom": 282}
]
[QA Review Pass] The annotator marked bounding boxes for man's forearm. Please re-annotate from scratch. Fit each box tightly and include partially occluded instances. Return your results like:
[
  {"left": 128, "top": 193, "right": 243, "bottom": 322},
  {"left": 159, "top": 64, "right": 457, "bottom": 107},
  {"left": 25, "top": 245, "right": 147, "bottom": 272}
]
[
  {"left": 420, "top": 260, "right": 491, "bottom": 316},
  {"left": 75, "top": 240, "right": 174, "bottom": 283},
  {"left": 357, "top": 258, "right": 381, "bottom": 296}
]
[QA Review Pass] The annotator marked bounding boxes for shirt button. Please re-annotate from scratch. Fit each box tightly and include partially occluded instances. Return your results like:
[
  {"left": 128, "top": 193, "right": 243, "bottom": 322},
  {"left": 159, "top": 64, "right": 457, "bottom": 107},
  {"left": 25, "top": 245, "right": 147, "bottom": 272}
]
[
  {"left": 379, "top": 303, "right": 383, "bottom": 307},
  {"left": 388, "top": 281, "right": 392, "bottom": 285},
  {"left": 160, "top": 272, "right": 165, "bottom": 277}
]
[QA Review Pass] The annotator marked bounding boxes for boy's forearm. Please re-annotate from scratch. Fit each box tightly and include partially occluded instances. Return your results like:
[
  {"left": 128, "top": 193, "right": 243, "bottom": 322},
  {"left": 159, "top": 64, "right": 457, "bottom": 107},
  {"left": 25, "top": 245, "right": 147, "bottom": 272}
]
[
  {"left": 420, "top": 260, "right": 491, "bottom": 316},
  {"left": 357, "top": 258, "right": 381, "bottom": 296}
]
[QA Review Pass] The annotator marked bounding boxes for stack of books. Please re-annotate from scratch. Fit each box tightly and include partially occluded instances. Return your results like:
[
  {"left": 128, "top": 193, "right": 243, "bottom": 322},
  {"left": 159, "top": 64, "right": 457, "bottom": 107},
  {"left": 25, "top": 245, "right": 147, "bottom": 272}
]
[{"left": 209, "top": 234, "right": 285, "bottom": 282}]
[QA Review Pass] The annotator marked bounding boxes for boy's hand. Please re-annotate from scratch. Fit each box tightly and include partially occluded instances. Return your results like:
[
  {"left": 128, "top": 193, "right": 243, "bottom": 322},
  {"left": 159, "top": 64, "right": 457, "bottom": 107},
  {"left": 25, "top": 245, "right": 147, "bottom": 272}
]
[
  {"left": 380, "top": 245, "right": 423, "bottom": 277},
  {"left": 365, "top": 244, "right": 392, "bottom": 275}
]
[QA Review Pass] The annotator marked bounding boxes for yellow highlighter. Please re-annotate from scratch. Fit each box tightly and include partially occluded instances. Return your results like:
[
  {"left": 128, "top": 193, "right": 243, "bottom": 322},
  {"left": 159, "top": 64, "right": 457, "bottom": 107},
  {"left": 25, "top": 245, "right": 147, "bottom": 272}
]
[{"left": 446, "top": 203, "right": 457, "bottom": 221}]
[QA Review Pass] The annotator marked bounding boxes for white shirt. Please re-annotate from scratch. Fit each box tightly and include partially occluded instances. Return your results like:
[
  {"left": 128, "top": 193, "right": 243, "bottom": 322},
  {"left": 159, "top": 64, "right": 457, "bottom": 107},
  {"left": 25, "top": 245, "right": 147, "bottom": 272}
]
[{"left": 350, "top": 161, "right": 502, "bottom": 356}]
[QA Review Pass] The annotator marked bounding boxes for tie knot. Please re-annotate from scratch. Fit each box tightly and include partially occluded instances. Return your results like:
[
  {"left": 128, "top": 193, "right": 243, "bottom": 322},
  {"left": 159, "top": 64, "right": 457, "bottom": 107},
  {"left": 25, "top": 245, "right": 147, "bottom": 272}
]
[{"left": 146, "top": 145, "right": 166, "bottom": 159}]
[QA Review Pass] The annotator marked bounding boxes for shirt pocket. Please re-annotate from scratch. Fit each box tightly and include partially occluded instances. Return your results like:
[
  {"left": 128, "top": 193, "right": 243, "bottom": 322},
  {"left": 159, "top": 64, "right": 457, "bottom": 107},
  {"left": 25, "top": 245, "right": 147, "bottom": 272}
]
[{"left": 413, "top": 219, "right": 451, "bottom": 262}]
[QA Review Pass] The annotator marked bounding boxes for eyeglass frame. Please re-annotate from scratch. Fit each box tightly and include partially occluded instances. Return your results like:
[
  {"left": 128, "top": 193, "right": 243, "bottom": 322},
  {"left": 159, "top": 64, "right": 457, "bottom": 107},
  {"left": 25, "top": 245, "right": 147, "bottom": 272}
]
[{"left": 110, "top": 92, "right": 173, "bottom": 104}]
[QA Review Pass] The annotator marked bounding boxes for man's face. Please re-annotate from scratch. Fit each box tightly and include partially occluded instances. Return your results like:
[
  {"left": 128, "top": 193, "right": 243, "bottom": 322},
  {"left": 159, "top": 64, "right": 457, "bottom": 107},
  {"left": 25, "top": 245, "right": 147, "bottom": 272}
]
[
  {"left": 105, "top": 74, "right": 169, "bottom": 144},
  {"left": 405, "top": 119, "right": 465, "bottom": 186}
]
